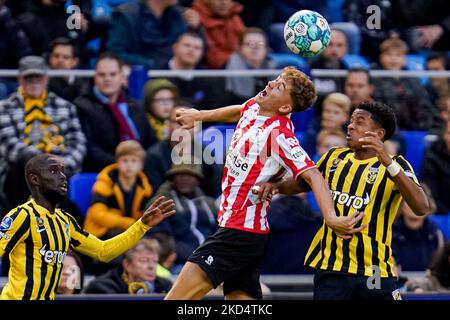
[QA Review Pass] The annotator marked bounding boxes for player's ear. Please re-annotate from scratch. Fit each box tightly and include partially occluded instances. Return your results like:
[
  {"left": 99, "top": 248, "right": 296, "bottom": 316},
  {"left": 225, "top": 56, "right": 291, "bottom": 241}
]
[
  {"left": 378, "top": 128, "right": 386, "bottom": 141},
  {"left": 279, "top": 104, "right": 292, "bottom": 115},
  {"left": 28, "top": 173, "right": 39, "bottom": 187}
]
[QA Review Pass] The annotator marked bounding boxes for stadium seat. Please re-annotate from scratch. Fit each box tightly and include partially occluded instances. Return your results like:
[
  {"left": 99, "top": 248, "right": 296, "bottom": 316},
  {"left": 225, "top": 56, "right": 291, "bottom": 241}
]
[
  {"left": 405, "top": 54, "right": 427, "bottom": 85},
  {"left": 401, "top": 130, "right": 429, "bottom": 178},
  {"left": 428, "top": 214, "right": 450, "bottom": 240},
  {"left": 342, "top": 54, "right": 370, "bottom": 69},
  {"left": 69, "top": 173, "right": 98, "bottom": 217},
  {"left": 328, "top": 0, "right": 345, "bottom": 23},
  {"left": 270, "top": 53, "right": 309, "bottom": 71}
]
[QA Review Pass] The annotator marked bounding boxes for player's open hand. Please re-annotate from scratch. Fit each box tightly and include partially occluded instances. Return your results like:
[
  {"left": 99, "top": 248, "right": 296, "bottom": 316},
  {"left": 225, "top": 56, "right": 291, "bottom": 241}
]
[
  {"left": 176, "top": 108, "right": 200, "bottom": 129},
  {"left": 325, "top": 211, "right": 366, "bottom": 240},
  {"left": 252, "top": 182, "right": 279, "bottom": 203},
  {"left": 141, "top": 196, "right": 176, "bottom": 227},
  {"left": 359, "top": 131, "right": 392, "bottom": 166}
]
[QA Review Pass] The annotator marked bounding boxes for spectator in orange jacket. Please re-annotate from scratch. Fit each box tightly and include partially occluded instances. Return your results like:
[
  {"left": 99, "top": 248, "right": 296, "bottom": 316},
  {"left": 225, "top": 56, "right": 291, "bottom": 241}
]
[
  {"left": 192, "top": 0, "right": 245, "bottom": 69},
  {"left": 84, "top": 140, "right": 153, "bottom": 239}
]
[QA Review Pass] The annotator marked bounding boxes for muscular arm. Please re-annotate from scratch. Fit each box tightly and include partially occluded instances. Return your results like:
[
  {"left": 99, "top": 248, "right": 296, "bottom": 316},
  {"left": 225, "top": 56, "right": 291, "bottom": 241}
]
[
  {"left": 176, "top": 105, "right": 242, "bottom": 129},
  {"left": 391, "top": 168, "right": 430, "bottom": 216}
]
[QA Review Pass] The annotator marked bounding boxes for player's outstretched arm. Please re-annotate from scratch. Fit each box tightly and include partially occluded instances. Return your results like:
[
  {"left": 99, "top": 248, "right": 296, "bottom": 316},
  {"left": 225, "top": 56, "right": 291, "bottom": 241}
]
[
  {"left": 176, "top": 105, "right": 242, "bottom": 129},
  {"left": 69, "top": 197, "right": 175, "bottom": 262}
]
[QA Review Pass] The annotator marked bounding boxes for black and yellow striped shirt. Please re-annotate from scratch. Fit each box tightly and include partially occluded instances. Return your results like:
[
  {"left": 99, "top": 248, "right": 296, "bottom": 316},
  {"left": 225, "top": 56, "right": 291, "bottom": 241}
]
[
  {"left": 0, "top": 199, "right": 150, "bottom": 300},
  {"left": 304, "top": 148, "right": 420, "bottom": 278}
]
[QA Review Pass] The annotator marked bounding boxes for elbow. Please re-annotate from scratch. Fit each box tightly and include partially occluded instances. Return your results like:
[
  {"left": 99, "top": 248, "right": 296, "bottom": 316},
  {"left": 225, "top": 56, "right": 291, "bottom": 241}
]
[{"left": 413, "top": 199, "right": 432, "bottom": 217}]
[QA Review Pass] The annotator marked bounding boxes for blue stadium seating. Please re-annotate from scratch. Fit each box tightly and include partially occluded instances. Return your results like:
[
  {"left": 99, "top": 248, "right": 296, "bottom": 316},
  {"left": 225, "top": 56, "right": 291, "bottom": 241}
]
[
  {"left": 342, "top": 54, "right": 370, "bottom": 69},
  {"left": 270, "top": 53, "right": 309, "bottom": 72},
  {"left": 401, "top": 130, "right": 429, "bottom": 178},
  {"left": 428, "top": 214, "right": 450, "bottom": 240},
  {"left": 327, "top": 0, "right": 345, "bottom": 23},
  {"left": 69, "top": 173, "right": 98, "bottom": 217},
  {"left": 405, "top": 54, "right": 427, "bottom": 85}
]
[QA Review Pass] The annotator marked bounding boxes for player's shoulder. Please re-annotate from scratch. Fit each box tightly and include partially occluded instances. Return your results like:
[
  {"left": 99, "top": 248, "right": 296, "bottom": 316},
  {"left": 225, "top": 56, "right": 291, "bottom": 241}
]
[
  {"left": 324, "top": 147, "right": 352, "bottom": 160},
  {"left": 56, "top": 208, "right": 76, "bottom": 224}
]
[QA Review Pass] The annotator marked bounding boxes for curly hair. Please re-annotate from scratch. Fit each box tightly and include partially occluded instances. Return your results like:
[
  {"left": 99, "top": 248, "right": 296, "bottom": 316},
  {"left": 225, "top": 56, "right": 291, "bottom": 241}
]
[
  {"left": 355, "top": 101, "right": 397, "bottom": 140},
  {"left": 282, "top": 67, "right": 317, "bottom": 113}
]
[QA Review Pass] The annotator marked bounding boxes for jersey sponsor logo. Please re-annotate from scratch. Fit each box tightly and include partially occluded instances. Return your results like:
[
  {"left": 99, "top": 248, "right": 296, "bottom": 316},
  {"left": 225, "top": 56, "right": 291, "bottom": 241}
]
[
  {"left": 366, "top": 167, "right": 379, "bottom": 184},
  {"left": 0, "top": 216, "right": 13, "bottom": 232},
  {"left": 330, "top": 190, "right": 370, "bottom": 210},
  {"left": 226, "top": 150, "right": 249, "bottom": 177},
  {"left": 39, "top": 244, "right": 66, "bottom": 264}
]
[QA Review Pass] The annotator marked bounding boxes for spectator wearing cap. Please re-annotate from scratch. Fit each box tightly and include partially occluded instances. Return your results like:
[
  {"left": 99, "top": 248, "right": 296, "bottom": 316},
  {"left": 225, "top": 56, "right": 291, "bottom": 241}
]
[
  {"left": 0, "top": 55, "right": 86, "bottom": 211},
  {"left": 143, "top": 79, "right": 179, "bottom": 142},
  {"left": 148, "top": 162, "right": 218, "bottom": 271},
  {"left": 106, "top": 0, "right": 202, "bottom": 70},
  {"left": 74, "top": 52, "right": 157, "bottom": 173}
]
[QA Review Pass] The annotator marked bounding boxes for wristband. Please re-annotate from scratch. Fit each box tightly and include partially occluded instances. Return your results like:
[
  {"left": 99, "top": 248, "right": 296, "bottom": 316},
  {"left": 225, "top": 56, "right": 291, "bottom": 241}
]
[{"left": 386, "top": 161, "right": 401, "bottom": 177}]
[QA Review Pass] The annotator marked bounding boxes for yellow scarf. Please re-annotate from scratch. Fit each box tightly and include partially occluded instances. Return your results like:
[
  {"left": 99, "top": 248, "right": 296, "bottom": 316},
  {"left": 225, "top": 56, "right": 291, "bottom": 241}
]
[
  {"left": 148, "top": 114, "right": 168, "bottom": 141},
  {"left": 20, "top": 87, "right": 65, "bottom": 153}
]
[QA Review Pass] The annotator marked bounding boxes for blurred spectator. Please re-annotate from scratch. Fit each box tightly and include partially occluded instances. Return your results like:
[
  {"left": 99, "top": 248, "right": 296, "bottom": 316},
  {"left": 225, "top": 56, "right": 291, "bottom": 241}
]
[
  {"left": 143, "top": 79, "right": 178, "bottom": 142},
  {"left": 260, "top": 194, "right": 322, "bottom": 274},
  {"left": 315, "top": 129, "right": 347, "bottom": 160},
  {"left": 0, "top": 55, "right": 86, "bottom": 210},
  {"left": 310, "top": 29, "right": 349, "bottom": 110},
  {"left": 47, "top": 37, "right": 87, "bottom": 103},
  {"left": 74, "top": 52, "right": 156, "bottom": 172},
  {"left": 0, "top": 0, "right": 31, "bottom": 99},
  {"left": 310, "top": 29, "right": 348, "bottom": 70},
  {"left": 437, "top": 95, "right": 450, "bottom": 124},
  {"left": 421, "top": 119, "right": 450, "bottom": 214},
  {"left": 57, "top": 250, "right": 85, "bottom": 295},
  {"left": 192, "top": 0, "right": 246, "bottom": 69},
  {"left": 344, "top": 68, "right": 375, "bottom": 109},
  {"left": 168, "top": 31, "right": 229, "bottom": 109},
  {"left": 149, "top": 163, "right": 217, "bottom": 271},
  {"left": 384, "top": 131, "right": 406, "bottom": 156},
  {"left": 392, "top": 194, "right": 443, "bottom": 271},
  {"left": 149, "top": 231, "right": 177, "bottom": 280},
  {"left": 236, "top": 0, "right": 273, "bottom": 31},
  {"left": 0, "top": 0, "right": 31, "bottom": 68},
  {"left": 302, "top": 93, "right": 351, "bottom": 156},
  {"left": 144, "top": 105, "right": 191, "bottom": 192},
  {"left": 406, "top": 241, "right": 450, "bottom": 293},
  {"left": 17, "top": 0, "right": 94, "bottom": 66},
  {"left": 107, "top": 0, "right": 201, "bottom": 70},
  {"left": 225, "top": 27, "right": 277, "bottom": 104},
  {"left": 425, "top": 53, "right": 450, "bottom": 106},
  {"left": 84, "top": 238, "right": 172, "bottom": 294},
  {"left": 373, "top": 40, "right": 438, "bottom": 131},
  {"left": 84, "top": 141, "right": 153, "bottom": 239}
]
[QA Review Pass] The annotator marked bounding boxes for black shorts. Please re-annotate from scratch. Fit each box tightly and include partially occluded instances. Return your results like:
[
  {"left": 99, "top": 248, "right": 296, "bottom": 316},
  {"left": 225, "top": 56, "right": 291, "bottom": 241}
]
[
  {"left": 188, "top": 227, "right": 268, "bottom": 299},
  {"left": 313, "top": 270, "right": 401, "bottom": 300}
]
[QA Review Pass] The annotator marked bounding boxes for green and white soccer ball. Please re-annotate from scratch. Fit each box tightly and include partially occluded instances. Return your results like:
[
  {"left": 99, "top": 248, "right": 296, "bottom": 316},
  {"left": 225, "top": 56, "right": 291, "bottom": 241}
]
[{"left": 284, "top": 10, "right": 331, "bottom": 57}]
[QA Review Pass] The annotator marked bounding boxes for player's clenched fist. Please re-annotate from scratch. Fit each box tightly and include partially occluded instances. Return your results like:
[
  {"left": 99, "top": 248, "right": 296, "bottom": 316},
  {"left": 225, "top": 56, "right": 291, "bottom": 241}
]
[{"left": 176, "top": 108, "right": 201, "bottom": 129}]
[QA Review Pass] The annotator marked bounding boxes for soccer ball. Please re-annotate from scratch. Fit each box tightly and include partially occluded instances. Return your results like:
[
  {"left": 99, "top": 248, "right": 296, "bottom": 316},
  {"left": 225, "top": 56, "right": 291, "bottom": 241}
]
[{"left": 284, "top": 10, "right": 331, "bottom": 57}]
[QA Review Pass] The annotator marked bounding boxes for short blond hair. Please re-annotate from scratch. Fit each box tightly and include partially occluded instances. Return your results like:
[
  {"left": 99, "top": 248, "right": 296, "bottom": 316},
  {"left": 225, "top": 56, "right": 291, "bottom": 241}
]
[
  {"left": 380, "top": 38, "right": 409, "bottom": 54},
  {"left": 115, "top": 140, "right": 145, "bottom": 162},
  {"left": 323, "top": 92, "right": 351, "bottom": 114}
]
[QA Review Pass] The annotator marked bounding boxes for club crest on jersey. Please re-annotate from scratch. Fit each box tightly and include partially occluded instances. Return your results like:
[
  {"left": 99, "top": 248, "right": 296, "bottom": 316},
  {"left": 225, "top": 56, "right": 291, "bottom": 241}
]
[
  {"left": 366, "top": 167, "right": 379, "bottom": 184},
  {"left": 332, "top": 158, "right": 341, "bottom": 168},
  {"left": 36, "top": 217, "right": 46, "bottom": 233},
  {"left": 0, "top": 216, "right": 13, "bottom": 232}
]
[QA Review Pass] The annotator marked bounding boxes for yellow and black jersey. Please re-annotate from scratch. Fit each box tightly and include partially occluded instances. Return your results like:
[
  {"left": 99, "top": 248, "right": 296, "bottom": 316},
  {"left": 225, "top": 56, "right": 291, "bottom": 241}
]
[
  {"left": 0, "top": 199, "right": 151, "bottom": 300},
  {"left": 305, "top": 147, "right": 420, "bottom": 278}
]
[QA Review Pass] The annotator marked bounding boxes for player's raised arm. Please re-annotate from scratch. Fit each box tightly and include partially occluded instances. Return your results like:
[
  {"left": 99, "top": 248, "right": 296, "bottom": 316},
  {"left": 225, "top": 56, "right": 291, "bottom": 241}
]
[
  {"left": 69, "top": 197, "right": 175, "bottom": 262},
  {"left": 176, "top": 105, "right": 243, "bottom": 129}
]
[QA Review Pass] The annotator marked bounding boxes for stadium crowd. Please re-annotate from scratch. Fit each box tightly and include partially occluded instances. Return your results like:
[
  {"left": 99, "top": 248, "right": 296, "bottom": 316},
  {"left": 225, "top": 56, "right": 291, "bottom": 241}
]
[{"left": 0, "top": 0, "right": 449, "bottom": 297}]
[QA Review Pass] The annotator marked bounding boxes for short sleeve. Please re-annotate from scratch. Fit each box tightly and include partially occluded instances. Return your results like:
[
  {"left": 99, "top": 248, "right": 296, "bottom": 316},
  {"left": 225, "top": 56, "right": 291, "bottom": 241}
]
[
  {"left": 0, "top": 208, "right": 30, "bottom": 257},
  {"left": 273, "top": 128, "right": 315, "bottom": 180},
  {"left": 394, "top": 155, "right": 420, "bottom": 186}
]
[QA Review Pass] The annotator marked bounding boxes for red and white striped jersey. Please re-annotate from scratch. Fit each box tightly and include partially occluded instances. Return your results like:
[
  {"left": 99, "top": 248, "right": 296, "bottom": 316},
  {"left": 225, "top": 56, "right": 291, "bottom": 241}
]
[{"left": 217, "top": 99, "right": 315, "bottom": 234}]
